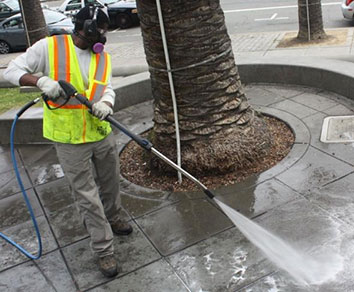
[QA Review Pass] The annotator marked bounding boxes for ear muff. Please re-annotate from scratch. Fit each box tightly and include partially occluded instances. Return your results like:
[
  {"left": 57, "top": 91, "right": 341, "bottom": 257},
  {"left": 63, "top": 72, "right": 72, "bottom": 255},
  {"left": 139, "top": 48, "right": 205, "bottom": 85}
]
[{"left": 83, "top": 6, "right": 98, "bottom": 37}]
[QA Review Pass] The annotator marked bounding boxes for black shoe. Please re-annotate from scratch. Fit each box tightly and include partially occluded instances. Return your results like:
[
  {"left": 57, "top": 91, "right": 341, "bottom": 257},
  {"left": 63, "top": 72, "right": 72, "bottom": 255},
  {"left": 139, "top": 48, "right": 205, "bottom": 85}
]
[
  {"left": 111, "top": 219, "right": 133, "bottom": 235},
  {"left": 98, "top": 255, "right": 118, "bottom": 278}
]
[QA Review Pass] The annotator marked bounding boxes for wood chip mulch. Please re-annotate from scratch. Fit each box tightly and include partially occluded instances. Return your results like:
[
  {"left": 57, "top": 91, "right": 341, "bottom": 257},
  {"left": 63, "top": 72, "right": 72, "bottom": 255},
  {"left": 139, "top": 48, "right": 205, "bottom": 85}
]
[{"left": 120, "top": 116, "right": 294, "bottom": 192}]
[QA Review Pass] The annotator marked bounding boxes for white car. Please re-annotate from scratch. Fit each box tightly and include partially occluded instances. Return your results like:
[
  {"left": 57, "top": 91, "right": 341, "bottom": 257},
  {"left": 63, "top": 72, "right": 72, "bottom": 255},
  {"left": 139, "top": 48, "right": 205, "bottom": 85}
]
[
  {"left": 342, "top": 0, "right": 354, "bottom": 20},
  {"left": 57, "top": 0, "right": 139, "bottom": 28}
]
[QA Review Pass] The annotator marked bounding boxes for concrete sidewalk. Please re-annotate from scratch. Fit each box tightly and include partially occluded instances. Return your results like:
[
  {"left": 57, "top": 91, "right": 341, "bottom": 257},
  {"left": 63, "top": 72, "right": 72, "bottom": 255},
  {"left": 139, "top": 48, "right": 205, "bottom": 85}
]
[
  {"left": 2, "top": 27, "right": 354, "bottom": 72},
  {"left": 1, "top": 28, "right": 354, "bottom": 291}
]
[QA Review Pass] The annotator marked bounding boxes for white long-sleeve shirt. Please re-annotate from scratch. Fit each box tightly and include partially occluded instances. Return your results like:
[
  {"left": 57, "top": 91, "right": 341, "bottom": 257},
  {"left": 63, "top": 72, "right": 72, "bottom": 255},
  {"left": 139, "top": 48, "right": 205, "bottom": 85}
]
[{"left": 3, "top": 37, "right": 115, "bottom": 105}]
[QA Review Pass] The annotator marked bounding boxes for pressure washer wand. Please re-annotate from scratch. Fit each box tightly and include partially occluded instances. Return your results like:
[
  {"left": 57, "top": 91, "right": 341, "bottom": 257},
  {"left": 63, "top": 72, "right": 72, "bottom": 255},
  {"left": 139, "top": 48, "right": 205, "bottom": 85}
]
[{"left": 58, "top": 80, "right": 215, "bottom": 199}]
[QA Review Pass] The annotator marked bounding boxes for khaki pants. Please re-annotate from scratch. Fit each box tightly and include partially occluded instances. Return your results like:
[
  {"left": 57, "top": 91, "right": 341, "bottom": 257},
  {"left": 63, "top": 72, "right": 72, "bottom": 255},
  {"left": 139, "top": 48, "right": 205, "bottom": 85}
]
[{"left": 55, "top": 133, "right": 121, "bottom": 257}]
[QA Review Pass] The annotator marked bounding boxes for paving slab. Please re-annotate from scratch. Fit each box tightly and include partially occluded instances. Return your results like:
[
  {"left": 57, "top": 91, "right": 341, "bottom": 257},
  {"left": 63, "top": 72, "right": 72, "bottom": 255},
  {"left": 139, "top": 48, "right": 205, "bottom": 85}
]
[
  {"left": 113, "top": 99, "right": 154, "bottom": 145},
  {"left": 255, "top": 84, "right": 311, "bottom": 99},
  {"left": 136, "top": 198, "right": 233, "bottom": 256},
  {"left": 91, "top": 260, "right": 189, "bottom": 292},
  {"left": 34, "top": 178, "right": 89, "bottom": 246},
  {"left": 276, "top": 146, "right": 354, "bottom": 194},
  {"left": 304, "top": 172, "right": 354, "bottom": 225},
  {"left": 120, "top": 190, "right": 184, "bottom": 219},
  {"left": 0, "top": 147, "right": 22, "bottom": 174},
  {"left": 290, "top": 91, "right": 340, "bottom": 112},
  {"left": 0, "top": 216, "right": 57, "bottom": 272},
  {"left": 0, "top": 250, "right": 76, "bottom": 292},
  {"left": 0, "top": 167, "right": 32, "bottom": 200},
  {"left": 46, "top": 204, "right": 88, "bottom": 247},
  {"left": 244, "top": 85, "right": 286, "bottom": 106},
  {"left": 62, "top": 221, "right": 161, "bottom": 291},
  {"left": 0, "top": 189, "right": 43, "bottom": 229},
  {"left": 215, "top": 179, "right": 302, "bottom": 219},
  {"left": 322, "top": 103, "right": 354, "bottom": 116},
  {"left": 270, "top": 98, "right": 318, "bottom": 119},
  {"left": 167, "top": 227, "right": 275, "bottom": 292},
  {"left": 35, "top": 177, "right": 75, "bottom": 213}
]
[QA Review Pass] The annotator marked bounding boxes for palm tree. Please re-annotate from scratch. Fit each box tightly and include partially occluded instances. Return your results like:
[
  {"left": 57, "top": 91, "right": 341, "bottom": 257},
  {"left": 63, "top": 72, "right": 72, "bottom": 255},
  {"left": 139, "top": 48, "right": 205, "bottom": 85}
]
[
  {"left": 297, "top": 0, "right": 327, "bottom": 40},
  {"left": 136, "top": 0, "right": 272, "bottom": 175},
  {"left": 19, "top": 0, "right": 48, "bottom": 46}
]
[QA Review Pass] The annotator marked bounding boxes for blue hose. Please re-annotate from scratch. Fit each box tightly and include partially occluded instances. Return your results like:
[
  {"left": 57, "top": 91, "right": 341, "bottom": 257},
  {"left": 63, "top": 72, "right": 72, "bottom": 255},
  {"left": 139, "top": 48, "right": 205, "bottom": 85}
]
[{"left": 0, "top": 98, "right": 42, "bottom": 260}]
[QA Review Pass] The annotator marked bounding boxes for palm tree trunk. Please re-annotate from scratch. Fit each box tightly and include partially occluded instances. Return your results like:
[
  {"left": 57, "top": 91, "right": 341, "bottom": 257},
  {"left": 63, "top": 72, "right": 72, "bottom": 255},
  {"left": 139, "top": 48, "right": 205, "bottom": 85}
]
[
  {"left": 136, "top": 0, "right": 272, "bottom": 175},
  {"left": 19, "top": 0, "right": 48, "bottom": 46},
  {"left": 297, "top": 0, "right": 327, "bottom": 40}
]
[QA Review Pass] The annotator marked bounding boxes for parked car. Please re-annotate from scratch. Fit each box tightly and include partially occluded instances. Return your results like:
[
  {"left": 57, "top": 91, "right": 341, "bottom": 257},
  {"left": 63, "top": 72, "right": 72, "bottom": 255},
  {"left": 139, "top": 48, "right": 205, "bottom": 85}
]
[
  {"left": 0, "top": 9, "right": 74, "bottom": 54},
  {"left": 57, "top": 0, "right": 139, "bottom": 29},
  {"left": 0, "top": 0, "right": 20, "bottom": 22},
  {"left": 342, "top": 0, "right": 354, "bottom": 20}
]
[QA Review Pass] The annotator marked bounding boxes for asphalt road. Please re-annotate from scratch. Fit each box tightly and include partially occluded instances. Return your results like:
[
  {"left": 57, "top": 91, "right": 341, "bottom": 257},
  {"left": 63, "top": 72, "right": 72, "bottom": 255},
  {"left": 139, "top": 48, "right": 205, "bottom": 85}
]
[
  {"left": 31, "top": 1, "right": 354, "bottom": 47},
  {"left": 221, "top": 0, "right": 350, "bottom": 34},
  {"left": 99, "top": 0, "right": 351, "bottom": 45}
]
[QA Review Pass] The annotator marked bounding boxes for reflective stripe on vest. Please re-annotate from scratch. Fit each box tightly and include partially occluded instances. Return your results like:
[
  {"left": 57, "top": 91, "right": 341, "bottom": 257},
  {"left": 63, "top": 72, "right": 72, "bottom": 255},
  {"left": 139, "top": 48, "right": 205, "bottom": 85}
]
[{"left": 43, "top": 34, "right": 112, "bottom": 144}]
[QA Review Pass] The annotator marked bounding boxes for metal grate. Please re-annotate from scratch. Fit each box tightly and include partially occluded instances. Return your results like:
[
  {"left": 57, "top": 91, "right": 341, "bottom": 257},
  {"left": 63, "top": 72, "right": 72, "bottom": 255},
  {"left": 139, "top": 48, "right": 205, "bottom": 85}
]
[{"left": 320, "top": 116, "right": 354, "bottom": 143}]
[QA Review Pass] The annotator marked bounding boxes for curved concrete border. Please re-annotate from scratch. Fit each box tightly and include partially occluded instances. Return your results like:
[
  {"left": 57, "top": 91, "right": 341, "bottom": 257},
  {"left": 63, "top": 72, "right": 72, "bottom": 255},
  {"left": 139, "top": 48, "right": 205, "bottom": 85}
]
[
  {"left": 238, "top": 56, "right": 354, "bottom": 101},
  {"left": 119, "top": 106, "right": 311, "bottom": 194},
  {"left": 113, "top": 56, "right": 354, "bottom": 111},
  {"left": 1, "top": 56, "right": 354, "bottom": 144}
]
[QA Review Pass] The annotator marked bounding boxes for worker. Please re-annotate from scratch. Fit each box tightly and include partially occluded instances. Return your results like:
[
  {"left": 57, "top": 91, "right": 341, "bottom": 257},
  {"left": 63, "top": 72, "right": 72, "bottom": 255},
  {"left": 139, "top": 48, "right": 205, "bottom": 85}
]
[{"left": 3, "top": 6, "right": 132, "bottom": 278}]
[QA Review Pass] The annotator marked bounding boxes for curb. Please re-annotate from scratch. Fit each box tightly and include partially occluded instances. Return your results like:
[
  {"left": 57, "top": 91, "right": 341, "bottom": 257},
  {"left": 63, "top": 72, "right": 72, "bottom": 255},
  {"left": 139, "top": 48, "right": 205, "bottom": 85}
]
[
  {"left": 1, "top": 56, "right": 354, "bottom": 144},
  {"left": 0, "top": 64, "right": 149, "bottom": 88},
  {"left": 237, "top": 56, "right": 354, "bottom": 101}
]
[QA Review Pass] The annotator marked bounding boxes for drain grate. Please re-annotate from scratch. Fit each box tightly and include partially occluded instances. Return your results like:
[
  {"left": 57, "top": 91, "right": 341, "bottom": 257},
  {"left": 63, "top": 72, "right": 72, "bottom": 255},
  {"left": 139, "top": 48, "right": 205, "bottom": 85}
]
[{"left": 320, "top": 116, "right": 354, "bottom": 143}]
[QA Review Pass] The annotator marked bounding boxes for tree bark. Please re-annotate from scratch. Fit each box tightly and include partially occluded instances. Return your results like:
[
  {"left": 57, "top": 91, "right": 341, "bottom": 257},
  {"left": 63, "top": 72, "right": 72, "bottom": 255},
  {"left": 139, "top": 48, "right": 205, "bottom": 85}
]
[
  {"left": 297, "top": 0, "right": 327, "bottom": 40},
  {"left": 19, "top": 0, "right": 48, "bottom": 46},
  {"left": 136, "top": 0, "right": 272, "bottom": 175}
]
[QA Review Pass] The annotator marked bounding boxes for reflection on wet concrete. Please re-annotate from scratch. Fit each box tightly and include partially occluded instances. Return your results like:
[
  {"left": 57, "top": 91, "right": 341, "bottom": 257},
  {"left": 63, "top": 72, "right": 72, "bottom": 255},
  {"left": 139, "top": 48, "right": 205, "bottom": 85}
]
[
  {"left": 0, "top": 168, "right": 32, "bottom": 200},
  {"left": 216, "top": 178, "right": 301, "bottom": 218},
  {"left": 0, "top": 189, "right": 42, "bottom": 229},
  {"left": 136, "top": 198, "right": 233, "bottom": 256},
  {"left": 1, "top": 85, "right": 354, "bottom": 291},
  {"left": 18, "top": 144, "right": 64, "bottom": 186}
]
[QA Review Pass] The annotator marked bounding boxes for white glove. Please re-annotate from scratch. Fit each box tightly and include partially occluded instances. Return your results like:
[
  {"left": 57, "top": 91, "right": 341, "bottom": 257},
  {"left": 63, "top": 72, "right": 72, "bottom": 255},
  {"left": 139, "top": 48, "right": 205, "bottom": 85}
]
[
  {"left": 36, "top": 76, "right": 65, "bottom": 101},
  {"left": 92, "top": 101, "right": 113, "bottom": 120}
]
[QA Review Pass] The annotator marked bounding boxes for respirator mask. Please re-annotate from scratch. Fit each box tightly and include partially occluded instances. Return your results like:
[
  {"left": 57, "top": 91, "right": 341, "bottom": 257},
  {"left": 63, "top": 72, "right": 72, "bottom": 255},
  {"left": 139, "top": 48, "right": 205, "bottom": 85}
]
[{"left": 76, "top": 6, "right": 108, "bottom": 54}]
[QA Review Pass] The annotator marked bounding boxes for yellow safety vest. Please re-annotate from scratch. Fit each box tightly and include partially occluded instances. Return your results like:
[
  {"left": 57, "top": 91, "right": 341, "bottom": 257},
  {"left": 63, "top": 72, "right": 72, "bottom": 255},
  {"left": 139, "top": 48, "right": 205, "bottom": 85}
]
[{"left": 43, "top": 34, "right": 112, "bottom": 144}]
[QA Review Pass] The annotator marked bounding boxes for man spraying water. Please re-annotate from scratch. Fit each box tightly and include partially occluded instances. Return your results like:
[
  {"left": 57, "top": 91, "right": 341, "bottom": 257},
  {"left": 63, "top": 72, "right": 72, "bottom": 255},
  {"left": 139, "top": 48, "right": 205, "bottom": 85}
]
[{"left": 4, "top": 6, "right": 132, "bottom": 278}]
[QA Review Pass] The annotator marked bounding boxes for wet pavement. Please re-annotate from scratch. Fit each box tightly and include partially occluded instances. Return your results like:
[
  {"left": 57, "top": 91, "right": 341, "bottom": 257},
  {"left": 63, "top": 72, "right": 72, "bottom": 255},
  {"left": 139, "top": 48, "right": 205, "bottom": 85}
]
[{"left": 1, "top": 83, "right": 354, "bottom": 291}]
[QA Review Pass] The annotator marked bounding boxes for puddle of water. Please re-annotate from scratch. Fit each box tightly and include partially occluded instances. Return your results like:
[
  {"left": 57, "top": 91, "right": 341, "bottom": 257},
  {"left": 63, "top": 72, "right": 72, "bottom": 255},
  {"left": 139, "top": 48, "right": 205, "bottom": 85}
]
[
  {"left": 214, "top": 198, "right": 343, "bottom": 287},
  {"left": 35, "top": 164, "right": 64, "bottom": 185}
]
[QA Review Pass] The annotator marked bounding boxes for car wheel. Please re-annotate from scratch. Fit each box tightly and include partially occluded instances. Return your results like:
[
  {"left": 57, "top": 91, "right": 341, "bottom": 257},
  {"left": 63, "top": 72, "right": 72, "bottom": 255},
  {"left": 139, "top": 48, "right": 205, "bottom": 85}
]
[
  {"left": 116, "top": 13, "right": 133, "bottom": 29},
  {"left": 0, "top": 40, "right": 10, "bottom": 54}
]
